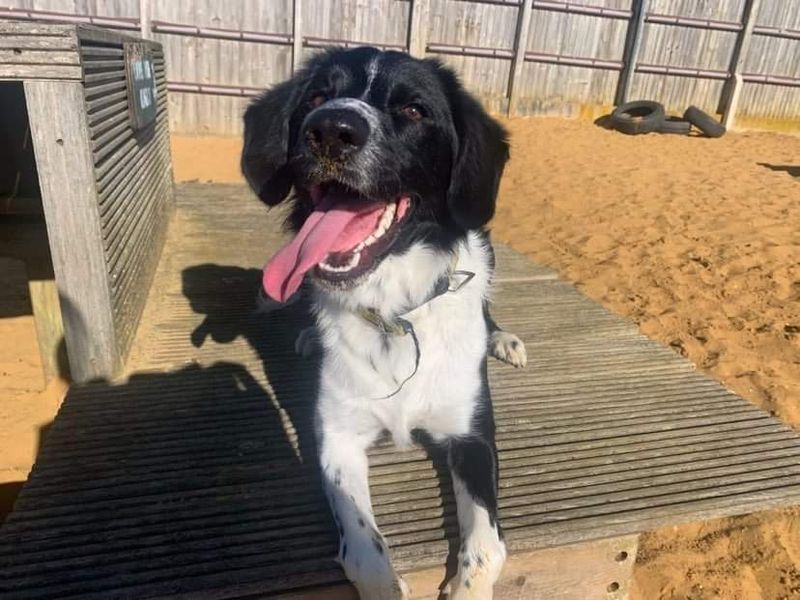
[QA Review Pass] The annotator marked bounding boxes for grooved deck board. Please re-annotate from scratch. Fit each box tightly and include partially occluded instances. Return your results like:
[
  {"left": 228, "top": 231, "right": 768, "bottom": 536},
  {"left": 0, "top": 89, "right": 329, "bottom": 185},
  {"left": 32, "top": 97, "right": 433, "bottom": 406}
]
[{"left": 2, "top": 183, "right": 800, "bottom": 599}]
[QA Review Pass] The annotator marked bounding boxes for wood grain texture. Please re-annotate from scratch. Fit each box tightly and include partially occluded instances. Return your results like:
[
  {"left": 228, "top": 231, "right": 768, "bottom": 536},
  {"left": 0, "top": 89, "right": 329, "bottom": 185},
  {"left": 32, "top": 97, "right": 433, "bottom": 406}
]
[
  {"left": 0, "top": 49, "right": 79, "bottom": 64},
  {"left": 23, "top": 79, "right": 120, "bottom": 383},
  {"left": 28, "top": 276, "right": 66, "bottom": 383},
  {"left": 407, "top": 0, "right": 430, "bottom": 58},
  {"left": 0, "top": 34, "right": 77, "bottom": 51},
  {"left": 409, "top": 534, "right": 638, "bottom": 600},
  {"left": 1, "top": 184, "right": 799, "bottom": 599},
  {"left": 0, "top": 21, "right": 74, "bottom": 36},
  {"left": 0, "top": 63, "right": 82, "bottom": 79},
  {"left": 0, "top": 20, "right": 80, "bottom": 79},
  {"left": 277, "top": 535, "right": 639, "bottom": 600},
  {"left": 507, "top": 0, "right": 533, "bottom": 116}
]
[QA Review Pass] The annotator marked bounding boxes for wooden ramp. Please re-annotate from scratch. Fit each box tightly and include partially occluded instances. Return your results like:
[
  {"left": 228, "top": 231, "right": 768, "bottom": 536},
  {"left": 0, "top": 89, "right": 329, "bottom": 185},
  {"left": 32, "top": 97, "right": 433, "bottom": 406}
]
[{"left": 2, "top": 184, "right": 800, "bottom": 599}]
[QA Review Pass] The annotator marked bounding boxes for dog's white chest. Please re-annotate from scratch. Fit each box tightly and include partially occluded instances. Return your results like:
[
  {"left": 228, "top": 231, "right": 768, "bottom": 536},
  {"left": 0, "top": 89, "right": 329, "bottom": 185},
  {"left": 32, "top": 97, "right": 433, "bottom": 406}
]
[{"left": 314, "top": 234, "right": 491, "bottom": 448}]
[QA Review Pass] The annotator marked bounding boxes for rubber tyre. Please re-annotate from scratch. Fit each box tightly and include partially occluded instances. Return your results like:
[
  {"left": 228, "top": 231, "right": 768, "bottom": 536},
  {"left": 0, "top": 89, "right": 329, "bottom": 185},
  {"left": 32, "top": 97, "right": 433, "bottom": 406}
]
[
  {"left": 683, "top": 105, "right": 726, "bottom": 138},
  {"left": 609, "top": 101, "right": 666, "bottom": 135},
  {"left": 657, "top": 116, "right": 692, "bottom": 135}
]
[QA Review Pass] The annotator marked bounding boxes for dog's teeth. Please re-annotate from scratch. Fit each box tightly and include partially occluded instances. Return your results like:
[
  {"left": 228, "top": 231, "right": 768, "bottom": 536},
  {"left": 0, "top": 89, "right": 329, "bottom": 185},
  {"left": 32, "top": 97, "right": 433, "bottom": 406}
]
[
  {"left": 319, "top": 251, "right": 361, "bottom": 273},
  {"left": 346, "top": 251, "right": 360, "bottom": 269},
  {"left": 379, "top": 203, "right": 396, "bottom": 228},
  {"left": 359, "top": 202, "right": 398, "bottom": 249}
]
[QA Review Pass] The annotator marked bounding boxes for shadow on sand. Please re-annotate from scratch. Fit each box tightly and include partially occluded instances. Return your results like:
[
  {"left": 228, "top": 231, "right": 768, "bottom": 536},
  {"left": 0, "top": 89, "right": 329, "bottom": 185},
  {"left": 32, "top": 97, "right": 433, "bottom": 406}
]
[{"left": 759, "top": 163, "right": 800, "bottom": 179}]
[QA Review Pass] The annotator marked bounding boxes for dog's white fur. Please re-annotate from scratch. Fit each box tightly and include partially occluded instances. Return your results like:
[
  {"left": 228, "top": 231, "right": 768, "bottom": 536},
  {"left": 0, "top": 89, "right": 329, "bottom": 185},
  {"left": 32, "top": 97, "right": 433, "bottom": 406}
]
[
  {"left": 314, "top": 232, "right": 489, "bottom": 446},
  {"left": 311, "top": 232, "right": 504, "bottom": 598}
]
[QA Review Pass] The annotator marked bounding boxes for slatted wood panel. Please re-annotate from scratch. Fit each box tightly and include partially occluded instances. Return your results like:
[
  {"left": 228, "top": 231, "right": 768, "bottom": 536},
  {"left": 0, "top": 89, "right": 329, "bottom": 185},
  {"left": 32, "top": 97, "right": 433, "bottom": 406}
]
[
  {"left": 0, "top": 20, "right": 81, "bottom": 79},
  {"left": 2, "top": 183, "right": 799, "bottom": 598},
  {"left": 79, "top": 27, "right": 174, "bottom": 362}
]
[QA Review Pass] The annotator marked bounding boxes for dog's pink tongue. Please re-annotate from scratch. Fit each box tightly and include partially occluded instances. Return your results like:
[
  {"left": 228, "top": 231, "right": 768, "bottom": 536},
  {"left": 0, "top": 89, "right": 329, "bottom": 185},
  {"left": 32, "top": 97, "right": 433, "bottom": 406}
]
[{"left": 262, "top": 206, "right": 362, "bottom": 302}]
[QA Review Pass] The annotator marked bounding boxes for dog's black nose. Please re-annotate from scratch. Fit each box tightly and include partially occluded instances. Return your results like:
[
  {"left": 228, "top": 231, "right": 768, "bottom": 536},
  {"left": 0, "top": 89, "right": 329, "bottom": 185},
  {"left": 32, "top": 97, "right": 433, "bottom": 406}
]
[{"left": 304, "top": 109, "right": 368, "bottom": 159}]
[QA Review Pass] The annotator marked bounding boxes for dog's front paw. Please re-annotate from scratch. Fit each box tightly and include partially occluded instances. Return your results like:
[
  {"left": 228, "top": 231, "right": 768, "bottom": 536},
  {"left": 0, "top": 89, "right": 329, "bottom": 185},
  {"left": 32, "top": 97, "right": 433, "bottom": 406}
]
[
  {"left": 489, "top": 331, "right": 527, "bottom": 368},
  {"left": 294, "top": 326, "right": 320, "bottom": 358},
  {"left": 341, "top": 536, "right": 408, "bottom": 600},
  {"left": 445, "top": 539, "right": 506, "bottom": 599}
]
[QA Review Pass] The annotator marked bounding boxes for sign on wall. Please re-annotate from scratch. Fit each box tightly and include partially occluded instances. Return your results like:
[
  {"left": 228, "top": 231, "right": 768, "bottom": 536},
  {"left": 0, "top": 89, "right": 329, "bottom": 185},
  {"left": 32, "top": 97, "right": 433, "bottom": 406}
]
[{"left": 124, "top": 42, "right": 158, "bottom": 131}]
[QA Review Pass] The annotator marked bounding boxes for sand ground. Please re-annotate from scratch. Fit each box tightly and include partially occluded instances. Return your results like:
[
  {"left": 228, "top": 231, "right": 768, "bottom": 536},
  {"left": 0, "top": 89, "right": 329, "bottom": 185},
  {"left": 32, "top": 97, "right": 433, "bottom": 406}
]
[
  {"left": 0, "top": 257, "right": 68, "bottom": 519},
  {"left": 492, "top": 118, "right": 800, "bottom": 600},
  {"left": 2, "top": 117, "right": 799, "bottom": 598}
]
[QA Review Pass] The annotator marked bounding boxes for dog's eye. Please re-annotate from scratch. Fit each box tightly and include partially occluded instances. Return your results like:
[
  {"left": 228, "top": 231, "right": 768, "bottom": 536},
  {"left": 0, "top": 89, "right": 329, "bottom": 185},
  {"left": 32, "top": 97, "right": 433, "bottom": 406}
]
[
  {"left": 401, "top": 104, "right": 425, "bottom": 121},
  {"left": 309, "top": 92, "right": 327, "bottom": 108}
]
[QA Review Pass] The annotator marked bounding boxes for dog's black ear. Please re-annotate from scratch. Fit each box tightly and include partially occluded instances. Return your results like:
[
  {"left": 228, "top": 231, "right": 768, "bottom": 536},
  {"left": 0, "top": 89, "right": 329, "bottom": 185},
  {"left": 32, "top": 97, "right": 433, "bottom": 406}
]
[
  {"left": 241, "top": 76, "right": 309, "bottom": 206},
  {"left": 444, "top": 73, "right": 509, "bottom": 230}
]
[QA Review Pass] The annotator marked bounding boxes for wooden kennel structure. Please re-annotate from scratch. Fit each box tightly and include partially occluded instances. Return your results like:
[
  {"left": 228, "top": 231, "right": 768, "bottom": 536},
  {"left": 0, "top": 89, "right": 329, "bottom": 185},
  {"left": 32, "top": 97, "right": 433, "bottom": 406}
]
[{"left": 0, "top": 21, "right": 173, "bottom": 383}]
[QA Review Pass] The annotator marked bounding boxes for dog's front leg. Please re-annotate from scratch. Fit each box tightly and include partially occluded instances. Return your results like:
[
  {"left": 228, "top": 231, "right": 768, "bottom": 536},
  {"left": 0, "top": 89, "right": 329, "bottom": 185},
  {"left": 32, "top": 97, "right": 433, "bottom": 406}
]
[
  {"left": 319, "top": 428, "right": 408, "bottom": 599},
  {"left": 446, "top": 435, "right": 506, "bottom": 599}
]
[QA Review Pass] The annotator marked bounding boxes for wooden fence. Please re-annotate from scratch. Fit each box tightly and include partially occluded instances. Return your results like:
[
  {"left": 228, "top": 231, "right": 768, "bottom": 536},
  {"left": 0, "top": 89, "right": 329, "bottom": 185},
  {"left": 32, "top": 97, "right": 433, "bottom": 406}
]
[{"left": 1, "top": 0, "right": 798, "bottom": 135}]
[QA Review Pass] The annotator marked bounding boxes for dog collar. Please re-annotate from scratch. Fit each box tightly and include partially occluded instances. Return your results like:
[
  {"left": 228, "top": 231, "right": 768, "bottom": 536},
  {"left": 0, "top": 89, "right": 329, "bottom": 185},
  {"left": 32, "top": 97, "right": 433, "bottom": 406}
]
[
  {"left": 356, "top": 251, "right": 474, "bottom": 400},
  {"left": 356, "top": 251, "right": 474, "bottom": 337}
]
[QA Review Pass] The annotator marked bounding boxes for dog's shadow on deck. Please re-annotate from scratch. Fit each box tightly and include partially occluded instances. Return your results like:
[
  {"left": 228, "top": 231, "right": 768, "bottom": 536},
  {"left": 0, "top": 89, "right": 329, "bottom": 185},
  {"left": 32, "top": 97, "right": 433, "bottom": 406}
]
[
  {"left": 3, "top": 359, "right": 342, "bottom": 597},
  {"left": 182, "top": 264, "right": 462, "bottom": 597}
]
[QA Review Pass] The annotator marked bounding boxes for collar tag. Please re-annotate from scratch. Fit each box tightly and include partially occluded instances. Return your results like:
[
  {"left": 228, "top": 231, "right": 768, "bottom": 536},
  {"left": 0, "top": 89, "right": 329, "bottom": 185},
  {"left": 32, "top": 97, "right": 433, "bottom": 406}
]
[
  {"left": 358, "top": 308, "right": 408, "bottom": 336},
  {"left": 357, "top": 253, "right": 474, "bottom": 333},
  {"left": 448, "top": 270, "right": 475, "bottom": 293}
]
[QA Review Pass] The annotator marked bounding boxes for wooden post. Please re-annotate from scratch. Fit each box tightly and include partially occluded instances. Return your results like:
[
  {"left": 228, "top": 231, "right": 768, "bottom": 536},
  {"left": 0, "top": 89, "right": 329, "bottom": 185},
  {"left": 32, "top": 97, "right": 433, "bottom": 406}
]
[
  {"left": 507, "top": 0, "right": 534, "bottom": 117},
  {"left": 292, "top": 0, "right": 303, "bottom": 72},
  {"left": 407, "top": 0, "right": 430, "bottom": 58},
  {"left": 139, "top": 0, "right": 151, "bottom": 39},
  {"left": 24, "top": 80, "right": 121, "bottom": 383},
  {"left": 615, "top": 0, "right": 649, "bottom": 106},
  {"left": 26, "top": 250, "right": 68, "bottom": 383},
  {"left": 720, "top": 0, "right": 762, "bottom": 129}
]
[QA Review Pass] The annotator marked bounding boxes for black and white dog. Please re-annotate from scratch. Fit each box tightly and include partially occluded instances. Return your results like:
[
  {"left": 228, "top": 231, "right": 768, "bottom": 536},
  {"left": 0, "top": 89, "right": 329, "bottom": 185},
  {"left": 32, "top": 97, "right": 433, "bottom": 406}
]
[{"left": 242, "top": 47, "right": 526, "bottom": 599}]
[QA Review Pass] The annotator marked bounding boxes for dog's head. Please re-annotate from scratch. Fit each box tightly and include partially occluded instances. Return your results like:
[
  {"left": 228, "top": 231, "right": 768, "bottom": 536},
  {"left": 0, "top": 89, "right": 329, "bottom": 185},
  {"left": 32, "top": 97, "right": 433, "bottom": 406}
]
[{"left": 242, "top": 47, "right": 508, "bottom": 302}]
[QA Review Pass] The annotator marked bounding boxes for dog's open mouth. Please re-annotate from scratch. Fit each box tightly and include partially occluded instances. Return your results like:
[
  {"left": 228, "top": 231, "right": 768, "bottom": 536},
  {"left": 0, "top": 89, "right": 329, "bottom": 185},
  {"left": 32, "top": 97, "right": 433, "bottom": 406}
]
[{"left": 262, "top": 182, "right": 411, "bottom": 301}]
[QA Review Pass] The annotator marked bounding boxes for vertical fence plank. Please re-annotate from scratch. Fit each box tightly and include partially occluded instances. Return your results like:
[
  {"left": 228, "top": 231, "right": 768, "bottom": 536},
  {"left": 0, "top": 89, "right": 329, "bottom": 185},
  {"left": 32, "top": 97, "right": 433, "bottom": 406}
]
[
  {"left": 407, "top": 0, "right": 430, "bottom": 58},
  {"left": 615, "top": 0, "right": 649, "bottom": 106},
  {"left": 507, "top": 0, "right": 533, "bottom": 117},
  {"left": 139, "top": 0, "right": 151, "bottom": 39},
  {"left": 720, "top": 0, "right": 762, "bottom": 129},
  {"left": 292, "top": 0, "right": 303, "bottom": 73}
]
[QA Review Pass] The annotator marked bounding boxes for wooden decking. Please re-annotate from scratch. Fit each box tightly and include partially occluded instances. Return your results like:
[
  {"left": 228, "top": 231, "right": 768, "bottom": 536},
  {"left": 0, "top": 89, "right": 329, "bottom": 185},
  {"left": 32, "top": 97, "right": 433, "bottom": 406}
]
[{"left": 2, "top": 183, "right": 800, "bottom": 599}]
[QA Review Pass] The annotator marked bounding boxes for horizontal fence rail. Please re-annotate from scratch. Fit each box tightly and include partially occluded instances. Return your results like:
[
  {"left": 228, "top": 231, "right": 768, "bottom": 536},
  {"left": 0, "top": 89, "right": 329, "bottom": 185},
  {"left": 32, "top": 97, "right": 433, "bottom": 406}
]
[
  {"left": 531, "top": 0, "right": 631, "bottom": 20},
  {"left": 150, "top": 21, "right": 292, "bottom": 45},
  {"left": 0, "top": 6, "right": 137, "bottom": 30},
  {"left": 1, "top": 0, "right": 798, "bottom": 132}
]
